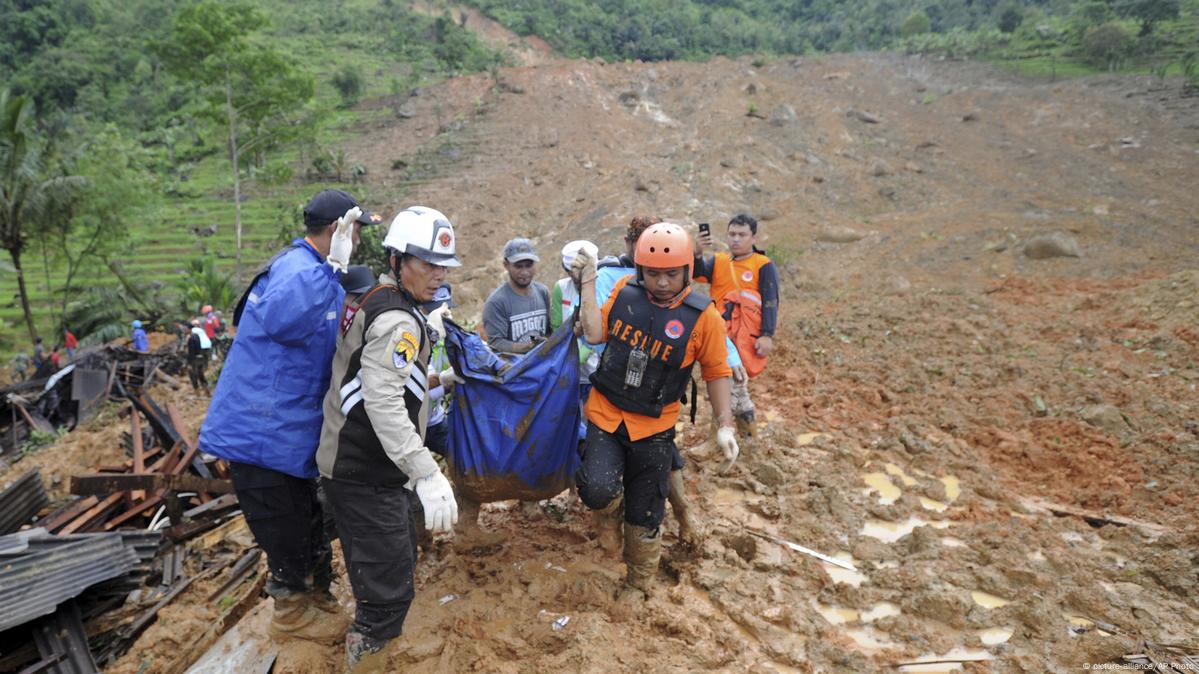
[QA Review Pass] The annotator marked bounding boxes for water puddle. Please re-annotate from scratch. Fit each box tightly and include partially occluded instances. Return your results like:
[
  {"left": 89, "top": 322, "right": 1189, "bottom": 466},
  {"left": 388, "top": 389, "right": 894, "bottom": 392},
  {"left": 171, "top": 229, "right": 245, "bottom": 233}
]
[
  {"left": 971, "top": 590, "right": 1011, "bottom": 609},
  {"left": 845, "top": 627, "right": 898, "bottom": 654},
  {"left": 862, "top": 516, "right": 951, "bottom": 543},
  {"left": 978, "top": 626, "right": 1014, "bottom": 645},
  {"left": 815, "top": 604, "right": 859, "bottom": 625},
  {"left": 898, "top": 648, "right": 993, "bottom": 672},
  {"left": 1065, "top": 614, "right": 1114, "bottom": 637},
  {"left": 822, "top": 552, "right": 869, "bottom": 586},
  {"left": 939, "top": 475, "right": 961, "bottom": 501},
  {"left": 713, "top": 488, "right": 744, "bottom": 507},
  {"left": 919, "top": 496, "right": 949, "bottom": 512},
  {"left": 862, "top": 472, "right": 901, "bottom": 505},
  {"left": 796, "top": 432, "right": 825, "bottom": 445},
  {"left": 860, "top": 602, "right": 901, "bottom": 622},
  {"left": 885, "top": 463, "right": 918, "bottom": 486}
]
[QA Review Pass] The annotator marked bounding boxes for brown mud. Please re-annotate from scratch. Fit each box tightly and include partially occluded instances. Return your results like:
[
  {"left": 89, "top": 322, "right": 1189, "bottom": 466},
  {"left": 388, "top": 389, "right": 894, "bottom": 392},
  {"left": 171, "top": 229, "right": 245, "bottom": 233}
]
[{"left": 4, "top": 51, "right": 1198, "bottom": 672}]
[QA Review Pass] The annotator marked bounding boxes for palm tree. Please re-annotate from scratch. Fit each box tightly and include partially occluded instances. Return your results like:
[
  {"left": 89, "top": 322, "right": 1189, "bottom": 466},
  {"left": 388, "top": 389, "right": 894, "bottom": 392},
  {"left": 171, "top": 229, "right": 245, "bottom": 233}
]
[{"left": 0, "top": 90, "right": 87, "bottom": 343}]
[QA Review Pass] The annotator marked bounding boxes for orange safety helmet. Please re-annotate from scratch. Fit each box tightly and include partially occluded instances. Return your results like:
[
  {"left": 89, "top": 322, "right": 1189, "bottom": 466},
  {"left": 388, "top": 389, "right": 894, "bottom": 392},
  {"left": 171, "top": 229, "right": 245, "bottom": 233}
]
[{"left": 634, "top": 222, "right": 692, "bottom": 272}]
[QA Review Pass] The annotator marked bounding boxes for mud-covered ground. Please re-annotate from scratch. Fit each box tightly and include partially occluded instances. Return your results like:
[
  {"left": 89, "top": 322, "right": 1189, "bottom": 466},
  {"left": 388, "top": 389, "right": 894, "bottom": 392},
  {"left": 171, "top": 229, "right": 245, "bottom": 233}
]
[{"left": 4, "top": 46, "right": 1197, "bottom": 673}]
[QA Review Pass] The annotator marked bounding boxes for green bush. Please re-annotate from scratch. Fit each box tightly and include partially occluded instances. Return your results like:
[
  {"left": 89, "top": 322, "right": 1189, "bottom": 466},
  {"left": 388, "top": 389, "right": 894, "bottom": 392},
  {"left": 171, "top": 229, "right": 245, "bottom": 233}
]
[
  {"left": 331, "top": 64, "right": 365, "bottom": 109},
  {"left": 900, "top": 10, "right": 932, "bottom": 38},
  {"left": 1082, "top": 22, "right": 1134, "bottom": 68}
]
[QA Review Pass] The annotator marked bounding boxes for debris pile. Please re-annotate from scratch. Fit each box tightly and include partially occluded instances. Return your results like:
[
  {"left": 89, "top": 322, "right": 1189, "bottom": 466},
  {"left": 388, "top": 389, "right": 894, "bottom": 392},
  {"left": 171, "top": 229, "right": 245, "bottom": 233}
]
[{"left": 0, "top": 382, "right": 259, "bottom": 673}]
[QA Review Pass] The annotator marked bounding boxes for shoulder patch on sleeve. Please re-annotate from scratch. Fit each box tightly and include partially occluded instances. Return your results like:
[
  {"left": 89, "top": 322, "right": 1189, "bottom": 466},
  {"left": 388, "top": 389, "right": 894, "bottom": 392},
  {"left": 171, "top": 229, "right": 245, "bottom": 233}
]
[{"left": 393, "top": 332, "right": 418, "bottom": 369}]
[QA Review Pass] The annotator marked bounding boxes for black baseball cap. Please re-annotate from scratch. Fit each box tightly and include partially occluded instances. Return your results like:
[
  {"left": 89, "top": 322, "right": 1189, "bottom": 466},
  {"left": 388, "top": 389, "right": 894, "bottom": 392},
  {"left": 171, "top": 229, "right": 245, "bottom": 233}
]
[
  {"left": 340, "top": 265, "right": 376, "bottom": 295},
  {"left": 303, "top": 189, "right": 383, "bottom": 228}
]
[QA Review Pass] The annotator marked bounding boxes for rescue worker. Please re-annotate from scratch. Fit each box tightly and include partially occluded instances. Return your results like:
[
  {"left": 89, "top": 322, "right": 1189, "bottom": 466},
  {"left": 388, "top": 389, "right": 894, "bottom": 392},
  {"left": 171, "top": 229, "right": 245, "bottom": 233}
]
[
  {"left": 593, "top": 215, "right": 747, "bottom": 549},
  {"left": 131, "top": 320, "right": 149, "bottom": 353},
  {"left": 316, "top": 206, "right": 460, "bottom": 669},
  {"left": 186, "top": 320, "right": 211, "bottom": 394},
  {"left": 62, "top": 327, "right": 77, "bottom": 361},
  {"left": 574, "top": 223, "right": 740, "bottom": 599},
  {"left": 199, "top": 188, "right": 379, "bottom": 643},
  {"left": 552, "top": 240, "right": 600, "bottom": 375},
  {"left": 694, "top": 214, "right": 781, "bottom": 436}
]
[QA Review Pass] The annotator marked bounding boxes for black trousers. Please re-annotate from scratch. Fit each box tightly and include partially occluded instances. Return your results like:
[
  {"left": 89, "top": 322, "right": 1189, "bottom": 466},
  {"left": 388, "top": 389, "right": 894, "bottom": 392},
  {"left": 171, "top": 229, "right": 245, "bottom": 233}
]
[
  {"left": 575, "top": 422, "right": 675, "bottom": 529},
  {"left": 187, "top": 356, "right": 208, "bottom": 390},
  {"left": 322, "top": 478, "right": 418, "bottom": 641},
  {"left": 228, "top": 461, "right": 332, "bottom": 596}
]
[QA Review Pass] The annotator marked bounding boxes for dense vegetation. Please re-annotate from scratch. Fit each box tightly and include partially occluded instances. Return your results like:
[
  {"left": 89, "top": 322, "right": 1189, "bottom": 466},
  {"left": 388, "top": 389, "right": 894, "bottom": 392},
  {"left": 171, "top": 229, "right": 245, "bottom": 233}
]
[
  {"left": 0, "top": 0, "right": 502, "bottom": 351},
  {"left": 0, "top": 0, "right": 1196, "bottom": 355},
  {"left": 469, "top": 0, "right": 1198, "bottom": 73}
]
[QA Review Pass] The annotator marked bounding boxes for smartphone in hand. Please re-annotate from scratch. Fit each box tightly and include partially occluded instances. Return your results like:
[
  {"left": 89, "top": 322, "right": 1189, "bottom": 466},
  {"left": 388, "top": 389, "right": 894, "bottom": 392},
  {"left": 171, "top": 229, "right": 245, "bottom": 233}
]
[{"left": 698, "top": 222, "right": 710, "bottom": 236}]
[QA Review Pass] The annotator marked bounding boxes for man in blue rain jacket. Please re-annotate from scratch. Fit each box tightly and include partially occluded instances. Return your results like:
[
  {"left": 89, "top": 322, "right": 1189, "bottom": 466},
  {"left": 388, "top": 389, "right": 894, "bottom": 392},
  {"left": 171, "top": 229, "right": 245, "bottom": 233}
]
[{"left": 199, "top": 188, "right": 381, "bottom": 643}]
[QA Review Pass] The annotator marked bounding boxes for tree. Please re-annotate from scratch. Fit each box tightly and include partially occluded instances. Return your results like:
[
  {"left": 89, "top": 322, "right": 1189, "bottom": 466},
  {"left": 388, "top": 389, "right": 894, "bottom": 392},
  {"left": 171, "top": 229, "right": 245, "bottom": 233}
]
[
  {"left": 1115, "top": 0, "right": 1180, "bottom": 36},
  {"left": 332, "top": 65, "right": 365, "bottom": 109},
  {"left": 997, "top": 3, "right": 1024, "bottom": 34},
  {"left": 156, "top": 1, "right": 314, "bottom": 283},
  {"left": 49, "top": 127, "right": 158, "bottom": 324},
  {"left": 0, "top": 90, "right": 87, "bottom": 343},
  {"left": 900, "top": 11, "right": 932, "bottom": 38},
  {"left": 1082, "top": 22, "right": 1134, "bottom": 69}
]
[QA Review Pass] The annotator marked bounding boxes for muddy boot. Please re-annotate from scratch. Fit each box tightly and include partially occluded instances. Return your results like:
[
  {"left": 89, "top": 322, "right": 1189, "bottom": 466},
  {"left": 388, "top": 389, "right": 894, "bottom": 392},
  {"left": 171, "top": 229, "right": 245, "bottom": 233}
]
[
  {"left": 345, "top": 630, "right": 388, "bottom": 671},
  {"left": 735, "top": 410, "right": 757, "bottom": 438},
  {"left": 454, "top": 497, "right": 504, "bottom": 550},
  {"left": 667, "top": 470, "right": 702, "bottom": 549},
  {"left": 619, "top": 524, "right": 662, "bottom": 600},
  {"left": 593, "top": 497, "right": 624, "bottom": 556},
  {"left": 270, "top": 592, "right": 347, "bottom": 643}
]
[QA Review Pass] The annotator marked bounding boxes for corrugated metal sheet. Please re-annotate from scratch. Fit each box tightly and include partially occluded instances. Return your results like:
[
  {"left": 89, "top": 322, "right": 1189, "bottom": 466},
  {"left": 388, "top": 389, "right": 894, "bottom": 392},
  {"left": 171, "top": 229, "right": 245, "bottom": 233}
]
[
  {"left": 30, "top": 598, "right": 97, "bottom": 674},
  {"left": 0, "top": 529, "right": 139, "bottom": 632},
  {"left": 0, "top": 469, "right": 49, "bottom": 535}
]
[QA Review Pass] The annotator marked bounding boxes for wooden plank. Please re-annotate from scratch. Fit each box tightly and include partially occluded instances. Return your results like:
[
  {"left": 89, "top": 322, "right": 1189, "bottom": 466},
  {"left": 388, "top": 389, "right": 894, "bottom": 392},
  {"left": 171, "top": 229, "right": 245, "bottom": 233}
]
[
  {"left": 1020, "top": 497, "right": 1170, "bottom": 536},
  {"left": 11, "top": 401, "right": 54, "bottom": 434},
  {"left": 59, "top": 492, "right": 124, "bottom": 534},
  {"left": 70, "top": 474, "right": 233, "bottom": 496},
  {"left": 167, "top": 403, "right": 197, "bottom": 452},
  {"left": 132, "top": 409, "right": 146, "bottom": 500},
  {"left": 103, "top": 495, "right": 162, "bottom": 531},
  {"left": 39, "top": 496, "right": 99, "bottom": 533}
]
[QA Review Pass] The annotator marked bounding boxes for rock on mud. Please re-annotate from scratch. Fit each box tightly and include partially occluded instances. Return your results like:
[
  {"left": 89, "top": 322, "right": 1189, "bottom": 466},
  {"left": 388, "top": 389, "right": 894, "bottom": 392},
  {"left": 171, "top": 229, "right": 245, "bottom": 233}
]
[
  {"left": 1023, "top": 232, "right": 1082, "bottom": 259},
  {"left": 815, "top": 225, "right": 866, "bottom": 243},
  {"left": 1078, "top": 404, "right": 1129, "bottom": 435},
  {"left": 770, "top": 104, "right": 798, "bottom": 127},
  {"left": 846, "top": 108, "right": 880, "bottom": 124}
]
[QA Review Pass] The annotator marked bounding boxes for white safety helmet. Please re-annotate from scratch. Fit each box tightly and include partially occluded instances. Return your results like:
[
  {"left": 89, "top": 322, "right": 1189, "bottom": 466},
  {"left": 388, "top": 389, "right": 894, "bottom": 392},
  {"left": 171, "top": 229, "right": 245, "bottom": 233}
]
[
  {"left": 381, "top": 206, "right": 461, "bottom": 267},
  {"left": 560, "top": 240, "right": 599, "bottom": 272}
]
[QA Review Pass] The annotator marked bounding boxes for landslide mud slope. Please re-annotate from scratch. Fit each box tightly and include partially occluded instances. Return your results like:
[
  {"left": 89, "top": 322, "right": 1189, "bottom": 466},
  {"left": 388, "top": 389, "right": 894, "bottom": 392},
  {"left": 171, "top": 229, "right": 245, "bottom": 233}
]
[{"left": 42, "top": 52, "right": 1199, "bottom": 672}]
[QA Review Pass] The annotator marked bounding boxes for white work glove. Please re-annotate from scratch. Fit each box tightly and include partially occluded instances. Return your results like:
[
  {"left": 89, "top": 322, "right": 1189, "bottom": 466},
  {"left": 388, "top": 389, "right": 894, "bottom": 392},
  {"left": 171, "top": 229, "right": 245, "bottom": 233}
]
[
  {"left": 415, "top": 470, "right": 458, "bottom": 533},
  {"left": 569, "top": 247, "right": 597, "bottom": 286},
  {"left": 427, "top": 304, "right": 450, "bottom": 339},
  {"left": 439, "top": 367, "right": 464, "bottom": 387},
  {"left": 715, "top": 426, "right": 740, "bottom": 474},
  {"left": 326, "top": 207, "right": 359, "bottom": 273}
]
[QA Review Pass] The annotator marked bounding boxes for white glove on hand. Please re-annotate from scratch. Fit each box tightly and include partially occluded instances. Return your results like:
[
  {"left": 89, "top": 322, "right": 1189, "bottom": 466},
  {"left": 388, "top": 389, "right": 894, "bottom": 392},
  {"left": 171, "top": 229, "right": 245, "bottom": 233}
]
[
  {"left": 569, "top": 247, "right": 598, "bottom": 285},
  {"left": 327, "top": 207, "right": 359, "bottom": 273},
  {"left": 415, "top": 470, "right": 458, "bottom": 533},
  {"left": 439, "top": 367, "right": 463, "bottom": 388},
  {"left": 427, "top": 304, "right": 450, "bottom": 339},
  {"left": 715, "top": 426, "right": 740, "bottom": 474}
]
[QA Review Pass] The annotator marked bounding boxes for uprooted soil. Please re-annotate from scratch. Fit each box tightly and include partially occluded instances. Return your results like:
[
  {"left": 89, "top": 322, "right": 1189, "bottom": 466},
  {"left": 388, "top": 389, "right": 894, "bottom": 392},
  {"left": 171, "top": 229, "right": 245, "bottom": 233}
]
[{"left": 5, "top": 49, "right": 1198, "bottom": 673}]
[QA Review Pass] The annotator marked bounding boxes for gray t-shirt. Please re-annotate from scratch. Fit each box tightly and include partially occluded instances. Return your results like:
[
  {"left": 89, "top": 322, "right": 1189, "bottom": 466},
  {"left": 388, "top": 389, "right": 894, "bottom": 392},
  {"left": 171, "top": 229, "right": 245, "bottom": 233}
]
[{"left": 483, "top": 281, "right": 551, "bottom": 353}]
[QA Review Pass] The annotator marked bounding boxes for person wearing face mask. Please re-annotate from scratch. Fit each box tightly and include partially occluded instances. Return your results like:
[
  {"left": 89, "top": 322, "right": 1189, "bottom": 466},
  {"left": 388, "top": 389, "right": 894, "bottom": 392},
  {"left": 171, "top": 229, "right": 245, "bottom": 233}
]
[
  {"left": 198, "top": 188, "right": 380, "bottom": 644},
  {"left": 316, "top": 206, "right": 461, "bottom": 669},
  {"left": 573, "top": 222, "right": 740, "bottom": 603}
]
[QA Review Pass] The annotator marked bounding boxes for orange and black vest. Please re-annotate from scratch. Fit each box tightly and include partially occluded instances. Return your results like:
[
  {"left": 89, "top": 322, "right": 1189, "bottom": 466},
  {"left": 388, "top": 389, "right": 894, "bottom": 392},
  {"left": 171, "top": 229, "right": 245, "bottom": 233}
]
[{"left": 590, "top": 280, "right": 710, "bottom": 418}]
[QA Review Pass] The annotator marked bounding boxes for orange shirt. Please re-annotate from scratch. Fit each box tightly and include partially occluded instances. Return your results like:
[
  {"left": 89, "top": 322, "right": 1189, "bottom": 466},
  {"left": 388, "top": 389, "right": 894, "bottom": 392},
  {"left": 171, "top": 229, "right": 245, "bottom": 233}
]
[
  {"left": 585, "top": 276, "right": 732, "bottom": 440},
  {"left": 697, "top": 251, "right": 771, "bottom": 308}
]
